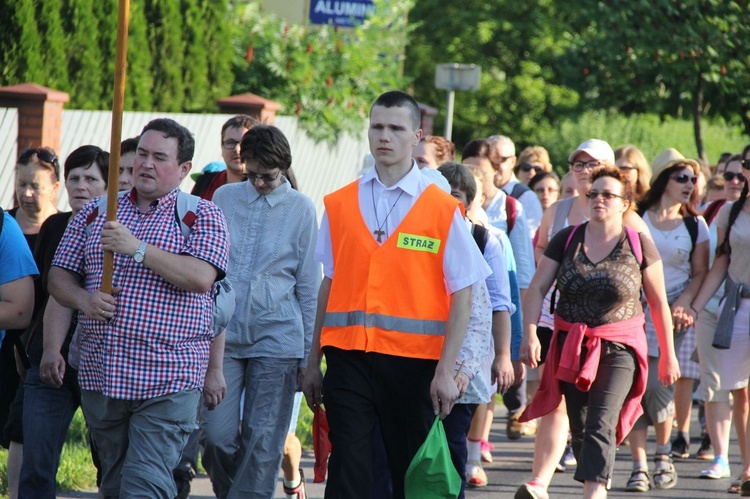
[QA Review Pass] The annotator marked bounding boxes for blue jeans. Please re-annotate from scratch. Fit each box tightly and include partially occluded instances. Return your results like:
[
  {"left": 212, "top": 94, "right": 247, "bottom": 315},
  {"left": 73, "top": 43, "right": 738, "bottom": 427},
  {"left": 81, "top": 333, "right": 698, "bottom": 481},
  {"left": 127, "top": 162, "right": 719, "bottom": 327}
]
[
  {"left": 82, "top": 388, "right": 200, "bottom": 499},
  {"left": 200, "top": 357, "right": 298, "bottom": 499},
  {"left": 19, "top": 367, "right": 81, "bottom": 499}
]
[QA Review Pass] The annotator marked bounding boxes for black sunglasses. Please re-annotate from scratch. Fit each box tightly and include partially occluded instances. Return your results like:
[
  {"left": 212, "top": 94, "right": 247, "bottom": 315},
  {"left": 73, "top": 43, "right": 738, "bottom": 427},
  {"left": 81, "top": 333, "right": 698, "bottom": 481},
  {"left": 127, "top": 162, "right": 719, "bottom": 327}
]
[
  {"left": 671, "top": 173, "right": 697, "bottom": 184},
  {"left": 585, "top": 190, "right": 624, "bottom": 201},
  {"left": 519, "top": 163, "right": 544, "bottom": 173},
  {"left": 723, "top": 171, "right": 747, "bottom": 183},
  {"left": 18, "top": 148, "right": 60, "bottom": 180}
]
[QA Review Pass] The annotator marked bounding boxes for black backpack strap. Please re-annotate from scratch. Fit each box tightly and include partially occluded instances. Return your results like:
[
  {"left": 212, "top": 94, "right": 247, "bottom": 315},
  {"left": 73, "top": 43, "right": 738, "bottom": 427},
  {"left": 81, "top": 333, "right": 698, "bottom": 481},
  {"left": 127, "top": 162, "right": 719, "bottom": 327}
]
[
  {"left": 510, "top": 182, "right": 530, "bottom": 200},
  {"left": 0, "top": 206, "right": 4, "bottom": 237},
  {"left": 684, "top": 215, "right": 698, "bottom": 259},
  {"left": 470, "top": 223, "right": 489, "bottom": 255}
]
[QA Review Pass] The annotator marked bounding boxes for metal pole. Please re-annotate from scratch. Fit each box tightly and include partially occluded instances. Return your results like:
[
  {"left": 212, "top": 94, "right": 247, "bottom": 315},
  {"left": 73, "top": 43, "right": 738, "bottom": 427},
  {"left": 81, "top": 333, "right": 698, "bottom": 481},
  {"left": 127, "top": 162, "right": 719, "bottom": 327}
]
[{"left": 444, "top": 90, "right": 455, "bottom": 141}]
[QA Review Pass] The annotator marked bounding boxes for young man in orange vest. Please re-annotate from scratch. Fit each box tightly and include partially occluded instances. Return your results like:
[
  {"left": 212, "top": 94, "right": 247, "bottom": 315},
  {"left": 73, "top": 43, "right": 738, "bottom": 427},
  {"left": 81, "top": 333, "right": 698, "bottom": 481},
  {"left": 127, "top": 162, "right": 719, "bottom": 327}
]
[{"left": 302, "top": 91, "right": 491, "bottom": 498}]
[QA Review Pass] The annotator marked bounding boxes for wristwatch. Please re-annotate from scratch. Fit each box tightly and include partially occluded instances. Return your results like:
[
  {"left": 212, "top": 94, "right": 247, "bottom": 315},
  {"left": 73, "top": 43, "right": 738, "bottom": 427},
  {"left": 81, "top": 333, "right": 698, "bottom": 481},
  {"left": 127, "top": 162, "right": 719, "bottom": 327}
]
[{"left": 133, "top": 241, "right": 147, "bottom": 263}]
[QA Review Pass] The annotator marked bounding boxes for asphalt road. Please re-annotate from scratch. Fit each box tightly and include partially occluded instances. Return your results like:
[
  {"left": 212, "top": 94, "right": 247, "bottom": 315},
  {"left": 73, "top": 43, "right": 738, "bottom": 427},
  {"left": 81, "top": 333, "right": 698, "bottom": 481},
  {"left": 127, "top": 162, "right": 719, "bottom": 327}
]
[{"left": 59, "top": 405, "right": 743, "bottom": 498}]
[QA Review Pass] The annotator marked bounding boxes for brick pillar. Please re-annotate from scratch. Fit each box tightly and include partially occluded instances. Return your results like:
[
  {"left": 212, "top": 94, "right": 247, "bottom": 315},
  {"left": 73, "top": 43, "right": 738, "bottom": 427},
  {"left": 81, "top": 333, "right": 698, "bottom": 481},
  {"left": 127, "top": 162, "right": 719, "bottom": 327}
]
[
  {"left": 0, "top": 83, "right": 70, "bottom": 154},
  {"left": 216, "top": 92, "right": 281, "bottom": 124},
  {"left": 418, "top": 102, "right": 437, "bottom": 136}
]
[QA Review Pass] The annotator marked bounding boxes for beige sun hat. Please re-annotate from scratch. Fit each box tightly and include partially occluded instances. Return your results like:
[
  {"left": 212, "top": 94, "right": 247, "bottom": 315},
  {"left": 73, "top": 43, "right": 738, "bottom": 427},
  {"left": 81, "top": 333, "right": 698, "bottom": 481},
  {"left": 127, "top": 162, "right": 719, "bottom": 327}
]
[{"left": 650, "top": 148, "right": 699, "bottom": 185}]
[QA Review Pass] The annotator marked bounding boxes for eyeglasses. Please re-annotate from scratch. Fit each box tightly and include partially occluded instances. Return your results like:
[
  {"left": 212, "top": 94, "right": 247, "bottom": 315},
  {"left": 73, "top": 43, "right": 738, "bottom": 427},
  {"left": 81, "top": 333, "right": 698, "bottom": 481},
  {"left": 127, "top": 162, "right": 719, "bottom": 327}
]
[
  {"left": 585, "top": 190, "right": 624, "bottom": 201},
  {"left": 222, "top": 139, "right": 241, "bottom": 150},
  {"left": 671, "top": 173, "right": 697, "bottom": 184},
  {"left": 519, "top": 163, "right": 544, "bottom": 174},
  {"left": 246, "top": 170, "right": 281, "bottom": 183},
  {"left": 617, "top": 165, "right": 638, "bottom": 172},
  {"left": 570, "top": 160, "right": 603, "bottom": 172},
  {"left": 723, "top": 171, "right": 747, "bottom": 183}
]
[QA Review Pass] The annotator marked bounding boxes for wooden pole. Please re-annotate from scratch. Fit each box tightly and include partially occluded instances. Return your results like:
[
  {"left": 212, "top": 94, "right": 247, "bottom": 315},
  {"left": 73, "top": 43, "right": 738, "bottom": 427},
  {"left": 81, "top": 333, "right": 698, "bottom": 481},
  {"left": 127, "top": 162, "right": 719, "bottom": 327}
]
[{"left": 101, "top": 0, "right": 131, "bottom": 295}]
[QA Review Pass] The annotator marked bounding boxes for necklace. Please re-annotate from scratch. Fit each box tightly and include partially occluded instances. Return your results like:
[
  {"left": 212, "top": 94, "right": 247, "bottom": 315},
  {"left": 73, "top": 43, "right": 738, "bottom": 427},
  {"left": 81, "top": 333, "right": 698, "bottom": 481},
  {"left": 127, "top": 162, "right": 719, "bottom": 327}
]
[
  {"left": 371, "top": 182, "right": 404, "bottom": 243},
  {"left": 650, "top": 211, "right": 681, "bottom": 239}
]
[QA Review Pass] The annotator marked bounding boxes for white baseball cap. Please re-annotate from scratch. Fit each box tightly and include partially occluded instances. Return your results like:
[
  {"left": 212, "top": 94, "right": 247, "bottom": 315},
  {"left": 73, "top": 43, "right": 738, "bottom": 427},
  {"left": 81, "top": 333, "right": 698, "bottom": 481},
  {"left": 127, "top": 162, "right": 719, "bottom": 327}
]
[{"left": 568, "top": 139, "right": 615, "bottom": 164}]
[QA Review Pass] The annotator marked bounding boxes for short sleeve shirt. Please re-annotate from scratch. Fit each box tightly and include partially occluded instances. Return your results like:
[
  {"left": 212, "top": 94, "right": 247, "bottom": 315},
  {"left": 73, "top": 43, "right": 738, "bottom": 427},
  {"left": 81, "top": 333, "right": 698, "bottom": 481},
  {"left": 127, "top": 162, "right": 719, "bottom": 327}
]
[
  {"left": 52, "top": 188, "right": 229, "bottom": 400},
  {"left": 544, "top": 224, "right": 660, "bottom": 327},
  {"left": 0, "top": 213, "right": 39, "bottom": 345},
  {"left": 716, "top": 202, "right": 750, "bottom": 285}
]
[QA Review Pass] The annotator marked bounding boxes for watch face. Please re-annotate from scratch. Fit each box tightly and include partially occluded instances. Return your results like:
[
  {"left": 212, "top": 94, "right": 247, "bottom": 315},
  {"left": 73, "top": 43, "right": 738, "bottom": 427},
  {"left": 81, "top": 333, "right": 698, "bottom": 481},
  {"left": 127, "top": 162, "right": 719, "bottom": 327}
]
[{"left": 133, "top": 252, "right": 144, "bottom": 263}]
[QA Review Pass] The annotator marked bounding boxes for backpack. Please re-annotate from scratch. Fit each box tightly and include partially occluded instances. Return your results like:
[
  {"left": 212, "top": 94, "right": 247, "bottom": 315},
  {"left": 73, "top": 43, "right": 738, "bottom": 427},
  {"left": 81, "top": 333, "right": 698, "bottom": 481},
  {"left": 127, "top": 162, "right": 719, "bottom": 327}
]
[
  {"left": 471, "top": 223, "right": 489, "bottom": 255},
  {"left": 550, "top": 223, "right": 643, "bottom": 314},
  {"left": 504, "top": 195, "right": 518, "bottom": 234},
  {"left": 510, "top": 182, "right": 531, "bottom": 200},
  {"left": 86, "top": 191, "right": 235, "bottom": 333},
  {"left": 702, "top": 199, "right": 726, "bottom": 227},
  {"left": 0, "top": 207, "right": 4, "bottom": 237}
]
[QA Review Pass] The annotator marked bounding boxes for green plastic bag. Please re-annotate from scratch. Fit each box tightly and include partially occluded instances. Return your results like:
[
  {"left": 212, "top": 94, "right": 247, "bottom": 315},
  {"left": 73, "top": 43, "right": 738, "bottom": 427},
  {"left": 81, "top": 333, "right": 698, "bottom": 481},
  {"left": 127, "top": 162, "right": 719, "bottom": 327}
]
[{"left": 404, "top": 415, "right": 461, "bottom": 498}]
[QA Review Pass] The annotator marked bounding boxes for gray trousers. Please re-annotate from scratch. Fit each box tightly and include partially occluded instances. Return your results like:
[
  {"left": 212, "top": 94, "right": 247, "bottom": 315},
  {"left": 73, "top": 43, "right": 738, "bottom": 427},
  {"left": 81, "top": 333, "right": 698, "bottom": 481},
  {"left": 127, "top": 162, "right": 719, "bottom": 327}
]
[
  {"left": 200, "top": 356, "right": 298, "bottom": 499},
  {"left": 81, "top": 388, "right": 200, "bottom": 499}
]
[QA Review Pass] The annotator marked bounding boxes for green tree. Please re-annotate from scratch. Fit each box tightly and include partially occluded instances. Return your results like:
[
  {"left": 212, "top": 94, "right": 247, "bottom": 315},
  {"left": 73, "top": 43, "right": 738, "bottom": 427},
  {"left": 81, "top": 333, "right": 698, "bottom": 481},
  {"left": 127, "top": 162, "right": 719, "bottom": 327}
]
[
  {"left": 232, "top": 0, "right": 412, "bottom": 142},
  {"left": 181, "top": 0, "right": 210, "bottom": 112},
  {"left": 65, "top": 0, "right": 105, "bottom": 109},
  {"left": 93, "top": 0, "right": 118, "bottom": 107},
  {"left": 125, "top": 0, "right": 155, "bottom": 111},
  {"left": 560, "top": 1, "right": 750, "bottom": 160},
  {"left": 404, "top": 0, "right": 579, "bottom": 150},
  {"left": 203, "top": 0, "right": 234, "bottom": 106},
  {"left": 145, "top": 0, "right": 185, "bottom": 112},
  {"left": 37, "top": 0, "right": 69, "bottom": 90},
  {"left": 0, "top": 0, "right": 45, "bottom": 85}
]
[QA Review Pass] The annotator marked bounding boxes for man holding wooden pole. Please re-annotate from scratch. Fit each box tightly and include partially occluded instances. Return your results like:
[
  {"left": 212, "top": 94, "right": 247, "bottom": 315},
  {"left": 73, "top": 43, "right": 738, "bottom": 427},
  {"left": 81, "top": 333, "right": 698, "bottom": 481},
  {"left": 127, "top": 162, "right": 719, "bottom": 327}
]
[{"left": 48, "top": 118, "right": 229, "bottom": 498}]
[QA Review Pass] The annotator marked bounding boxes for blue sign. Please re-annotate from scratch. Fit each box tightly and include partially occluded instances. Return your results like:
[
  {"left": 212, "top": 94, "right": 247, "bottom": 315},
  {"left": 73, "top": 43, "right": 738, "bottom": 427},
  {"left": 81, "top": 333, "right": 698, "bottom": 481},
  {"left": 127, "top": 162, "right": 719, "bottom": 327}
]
[{"left": 309, "top": 0, "right": 374, "bottom": 27}]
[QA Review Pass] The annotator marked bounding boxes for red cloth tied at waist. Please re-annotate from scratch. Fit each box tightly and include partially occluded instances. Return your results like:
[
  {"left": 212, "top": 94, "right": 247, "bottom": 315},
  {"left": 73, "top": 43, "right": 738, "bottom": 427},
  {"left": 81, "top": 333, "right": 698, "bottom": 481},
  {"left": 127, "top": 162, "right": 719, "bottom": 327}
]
[{"left": 520, "top": 313, "right": 648, "bottom": 444}]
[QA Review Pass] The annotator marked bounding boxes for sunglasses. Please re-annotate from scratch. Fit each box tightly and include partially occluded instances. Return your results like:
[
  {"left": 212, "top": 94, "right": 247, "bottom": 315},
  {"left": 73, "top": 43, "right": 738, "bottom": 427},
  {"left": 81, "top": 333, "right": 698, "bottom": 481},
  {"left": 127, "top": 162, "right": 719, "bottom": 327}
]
[
  {"left": 671, "top": 173, "right": 697, "bottom": 184},
  {"left": 18, "top": 148, "right": 60, "bottom": 180},
  {"left": 723, "top": 171, "right": 747, "bottom": 183},
  {"left": 519, "top": 163, "right": 544, "bottom": 174},
  {"left": 246, "top": 170, "right": 281, "bottom": 183},
  {"left": 585, "top": 190, "right": 624, "bottom": 201}
]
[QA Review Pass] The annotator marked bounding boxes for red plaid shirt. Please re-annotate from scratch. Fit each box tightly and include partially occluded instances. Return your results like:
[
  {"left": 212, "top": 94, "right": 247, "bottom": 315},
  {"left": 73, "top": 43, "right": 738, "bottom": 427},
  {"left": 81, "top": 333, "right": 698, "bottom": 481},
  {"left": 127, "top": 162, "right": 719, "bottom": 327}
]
[{"left": 53, "top": 188, "right": 229, "bottom": 400}]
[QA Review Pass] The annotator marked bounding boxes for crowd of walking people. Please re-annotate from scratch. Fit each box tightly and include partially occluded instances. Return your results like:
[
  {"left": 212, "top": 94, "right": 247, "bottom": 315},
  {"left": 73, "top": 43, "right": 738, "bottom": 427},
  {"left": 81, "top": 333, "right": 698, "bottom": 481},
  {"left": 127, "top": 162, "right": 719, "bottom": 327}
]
[{"left": 1, "top": 89, "right": 750, "bottom": 499}]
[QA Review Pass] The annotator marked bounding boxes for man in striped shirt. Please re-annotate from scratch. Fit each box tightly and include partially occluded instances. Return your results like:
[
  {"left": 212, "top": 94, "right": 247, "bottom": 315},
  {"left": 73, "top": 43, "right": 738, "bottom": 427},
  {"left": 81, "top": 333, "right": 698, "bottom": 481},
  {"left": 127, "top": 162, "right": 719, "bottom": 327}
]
[{"left": 48, "top": 118, "right": 229, "bottom": 498}]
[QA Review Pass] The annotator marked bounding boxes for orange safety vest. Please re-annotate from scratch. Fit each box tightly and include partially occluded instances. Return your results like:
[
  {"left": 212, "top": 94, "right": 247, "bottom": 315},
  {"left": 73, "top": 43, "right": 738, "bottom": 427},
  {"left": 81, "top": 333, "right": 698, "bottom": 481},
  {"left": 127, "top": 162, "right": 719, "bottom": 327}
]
[{"left": 321, "top": 181, "right": 459, "bottom": 360}]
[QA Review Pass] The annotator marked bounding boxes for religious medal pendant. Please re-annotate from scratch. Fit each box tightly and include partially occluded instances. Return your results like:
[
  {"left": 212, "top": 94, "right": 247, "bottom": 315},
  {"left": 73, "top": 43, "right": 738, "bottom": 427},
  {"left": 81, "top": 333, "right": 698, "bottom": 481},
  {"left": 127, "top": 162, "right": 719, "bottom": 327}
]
[{"left": 374, "top": 229, "right": 385, "bottom": 243}]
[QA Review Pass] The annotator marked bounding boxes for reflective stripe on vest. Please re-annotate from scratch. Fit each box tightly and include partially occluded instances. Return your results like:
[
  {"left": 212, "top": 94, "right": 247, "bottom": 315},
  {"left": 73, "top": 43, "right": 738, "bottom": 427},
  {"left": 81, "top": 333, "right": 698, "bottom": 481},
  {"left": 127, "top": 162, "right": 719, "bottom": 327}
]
[
  {"left": 321, "top": 180, "right": 458, "bottom": 360},
  {"left": 323, "top": 311, "right": 446, "bottom": 336}
]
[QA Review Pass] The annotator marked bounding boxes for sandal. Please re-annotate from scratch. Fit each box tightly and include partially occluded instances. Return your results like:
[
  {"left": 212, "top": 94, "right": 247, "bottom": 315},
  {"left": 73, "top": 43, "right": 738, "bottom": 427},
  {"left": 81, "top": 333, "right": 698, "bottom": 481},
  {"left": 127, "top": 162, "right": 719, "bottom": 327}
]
[
  {"left": 741, "top": 476, "right": 750, "bottom": 496},
  {"left": 729, "top": 478, "right": 742, "bottom": 494},
  {"left": 624, "top": 469, "right": 650, "bottom": 492},
  {"left": 652, "top": 454, "right": 678, "bottom": 490}
]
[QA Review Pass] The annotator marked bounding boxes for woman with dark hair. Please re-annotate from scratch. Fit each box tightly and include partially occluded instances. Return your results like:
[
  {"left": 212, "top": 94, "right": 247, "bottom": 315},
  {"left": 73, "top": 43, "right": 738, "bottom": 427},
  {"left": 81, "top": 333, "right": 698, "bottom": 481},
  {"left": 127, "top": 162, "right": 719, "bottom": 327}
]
[
  {"left": 521, "top": 165, "right": 679, "bottom": 499},
  {"left": 624, "top": 148, "right": 709, "bottom": 491},
  {"left": 18, "top": 145, "right": 109, "bottom": 497},
  {"left": 529, "top": 172, "right": 560, "bottom": 213},
  {"left": 694, "top": 154, "right": 749, "bottom": 491},
  {"left": 690, "top": 149, "right": 750, "bottom": 495}
]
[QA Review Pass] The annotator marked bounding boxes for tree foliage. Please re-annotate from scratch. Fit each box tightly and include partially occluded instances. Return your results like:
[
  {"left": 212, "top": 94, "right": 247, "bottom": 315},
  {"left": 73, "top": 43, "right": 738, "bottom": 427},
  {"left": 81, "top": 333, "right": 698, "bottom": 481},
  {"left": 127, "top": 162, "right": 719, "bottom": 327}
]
[
  {"left": 404, "top": 0, "right": 579, "bottom": 150},
  {"left": 232, "top": 0, "right": 412, "bottom": 142},
  {"left": 0, "top": 0, "right": 233, "bottom": 113},
  {"left": 560, "top": 0, "right": 750, "bottom": 160}
]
